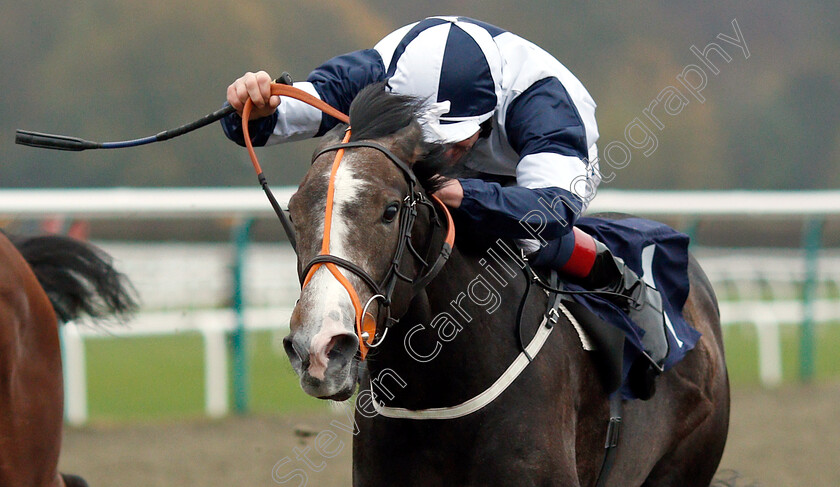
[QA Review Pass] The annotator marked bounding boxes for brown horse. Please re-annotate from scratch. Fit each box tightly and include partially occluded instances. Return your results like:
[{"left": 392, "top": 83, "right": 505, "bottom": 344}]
[
  {"left": 0, "top": 231, "right": 136, "bottom": 487},
  {"left": 282, "top": 84, "right": 730, "bottom": 486}
]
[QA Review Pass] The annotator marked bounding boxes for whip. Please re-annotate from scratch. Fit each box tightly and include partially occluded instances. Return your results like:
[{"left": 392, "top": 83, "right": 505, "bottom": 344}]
[
  {"left": 12, "top": 73, "right": 352, "bottom": 252},
  {"left": 14, "top": 74, "right": 297, "bottom": 152}
]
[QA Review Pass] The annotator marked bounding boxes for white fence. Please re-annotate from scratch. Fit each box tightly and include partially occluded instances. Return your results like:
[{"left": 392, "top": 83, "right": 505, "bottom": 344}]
[
  {"left": 2, "top": 188, "right": 838, "bottom": 424},
  {"left": 56, "top": 243, "right": 840, "bottom": 424},
  {"left": 61, "top": 242, "right": 300, "bottom": 424},
  {"left": 62, "top": 307, "right": 294, "bottom": 423},
  {"left": 695, "top": 249, "right": 840, "bottom": 386}
]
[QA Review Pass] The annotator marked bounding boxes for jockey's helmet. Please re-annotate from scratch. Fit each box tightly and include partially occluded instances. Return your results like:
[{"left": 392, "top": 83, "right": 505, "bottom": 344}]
[{"left": 379, "top": 17, "right": 503, "bottom": 144}]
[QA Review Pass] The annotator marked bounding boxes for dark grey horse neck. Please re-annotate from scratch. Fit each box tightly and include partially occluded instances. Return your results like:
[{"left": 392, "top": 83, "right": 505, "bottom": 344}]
[{"left": 364, "top": 236, "right": 573, "bottom": 410}]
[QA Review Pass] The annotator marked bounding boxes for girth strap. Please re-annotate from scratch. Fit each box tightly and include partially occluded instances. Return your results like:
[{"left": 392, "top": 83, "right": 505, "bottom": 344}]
[
  {"left": 595, "top": 393, "right": 623, "bottom": 487},
  {"left": 371, "top": 301, "right": 563, "bottom": 420},
  {"left": 371, "top": 271, "right": 564, "bottom": 420}
]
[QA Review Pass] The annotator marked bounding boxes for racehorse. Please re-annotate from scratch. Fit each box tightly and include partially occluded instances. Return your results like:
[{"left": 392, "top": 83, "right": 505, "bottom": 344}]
[
  {"left": 0, "top": 231, "right": 136, "bottom": 487},
  {"left": 282, "top": 84, "right": 730, "bottom": 486}
]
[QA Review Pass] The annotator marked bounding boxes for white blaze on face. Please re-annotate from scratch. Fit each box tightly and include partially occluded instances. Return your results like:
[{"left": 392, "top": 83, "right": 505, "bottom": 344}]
[{"left": 304, "top": 154, "right": 368, "bottom": 380}]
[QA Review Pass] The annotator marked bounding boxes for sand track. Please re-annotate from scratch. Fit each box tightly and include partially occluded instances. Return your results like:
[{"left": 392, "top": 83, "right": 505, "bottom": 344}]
[{"left": 59, "top": 382, "right": 840, "bottom": 486}]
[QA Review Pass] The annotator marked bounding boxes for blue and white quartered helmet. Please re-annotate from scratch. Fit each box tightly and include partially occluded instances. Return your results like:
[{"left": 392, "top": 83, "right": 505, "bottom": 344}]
[{"left": 379, "top": 17, "right": 504, "bottom": 144}]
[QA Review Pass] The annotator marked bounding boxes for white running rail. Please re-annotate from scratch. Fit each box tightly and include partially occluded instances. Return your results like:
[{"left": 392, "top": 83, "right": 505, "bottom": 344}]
[{"left": 1, "top": 188, "right": 837, "bottom": 423}]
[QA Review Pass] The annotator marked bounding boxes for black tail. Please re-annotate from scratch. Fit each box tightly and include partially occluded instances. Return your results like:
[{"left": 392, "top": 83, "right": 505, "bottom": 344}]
[
  {"left": 9, "top": 233, "right": 137, "bottom": 323},
  {"left": 60, "top": 473, "right": 90, "bottom": 487}
]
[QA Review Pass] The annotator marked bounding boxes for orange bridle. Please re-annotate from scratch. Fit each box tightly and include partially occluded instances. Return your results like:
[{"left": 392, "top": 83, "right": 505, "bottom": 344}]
[
  {"left": 242, "top": 83, "right": 454, "bottom": 360},
  {"left": 298, "top": 129, "right": 378, "bottom": 359}
]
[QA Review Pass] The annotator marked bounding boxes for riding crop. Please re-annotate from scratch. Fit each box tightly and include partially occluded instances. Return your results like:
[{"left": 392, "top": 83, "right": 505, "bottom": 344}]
[{"left": 14, "top": 73, "right": 293, "bottom": 152}]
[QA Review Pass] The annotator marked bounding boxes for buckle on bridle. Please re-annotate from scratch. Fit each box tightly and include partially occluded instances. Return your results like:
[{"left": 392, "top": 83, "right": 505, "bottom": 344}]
[
  {"left": 361, "top": 294, "right": 390, "bottom": 348},
  {"left": 547, "top": 307, "right": 560, "bottom": 328}
]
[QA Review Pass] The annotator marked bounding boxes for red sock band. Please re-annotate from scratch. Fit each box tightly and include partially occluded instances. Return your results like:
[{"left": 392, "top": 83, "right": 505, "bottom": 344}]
[{"left": 560, "top": 227, "right": 598, "bottom": 278}]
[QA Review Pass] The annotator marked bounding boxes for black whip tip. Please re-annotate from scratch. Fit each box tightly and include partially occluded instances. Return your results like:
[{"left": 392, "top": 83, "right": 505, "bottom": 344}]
[{"left": 15, "top": 130, "right": 99, "bottom": 151}]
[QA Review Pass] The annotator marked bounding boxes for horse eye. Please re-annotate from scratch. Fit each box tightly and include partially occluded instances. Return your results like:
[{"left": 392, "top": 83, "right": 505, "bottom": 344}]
[{"left": 382, "top": 202, "right": 400, "bottom": 223}]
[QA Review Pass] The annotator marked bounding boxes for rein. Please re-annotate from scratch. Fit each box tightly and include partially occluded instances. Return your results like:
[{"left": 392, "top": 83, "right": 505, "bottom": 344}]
[
  {"left": 242, "top": 84, "right": 455, "bottom": 360},
  {"left": 242, "top": 82, "right": 351, "bottom": 252}
]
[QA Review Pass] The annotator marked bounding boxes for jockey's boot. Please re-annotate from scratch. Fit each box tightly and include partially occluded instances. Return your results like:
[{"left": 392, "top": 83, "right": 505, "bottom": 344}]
[{"left": 574, "top": 240, "right": 670, "bottom": 399}]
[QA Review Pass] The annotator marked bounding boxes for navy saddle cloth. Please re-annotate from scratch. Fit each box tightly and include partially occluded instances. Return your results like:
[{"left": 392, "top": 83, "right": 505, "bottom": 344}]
[{"left": 568, "top": 216, "right": 702, "bottom": 399}]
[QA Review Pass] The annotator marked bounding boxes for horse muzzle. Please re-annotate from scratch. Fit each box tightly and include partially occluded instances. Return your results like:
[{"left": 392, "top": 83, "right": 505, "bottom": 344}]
[{"left": 283, "top": 324, "right": 360, "bottom": 400}]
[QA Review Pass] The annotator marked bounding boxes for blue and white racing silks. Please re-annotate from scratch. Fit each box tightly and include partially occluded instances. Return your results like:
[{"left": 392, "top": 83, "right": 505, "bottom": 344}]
[{"left": 222, "top": 16, "right": 601, "bottom": 245}]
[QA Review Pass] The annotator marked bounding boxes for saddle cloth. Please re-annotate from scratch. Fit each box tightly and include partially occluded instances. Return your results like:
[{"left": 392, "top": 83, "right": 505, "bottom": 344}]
[{"left": 568, "top": 216, "right": 702, "bottom": 399}]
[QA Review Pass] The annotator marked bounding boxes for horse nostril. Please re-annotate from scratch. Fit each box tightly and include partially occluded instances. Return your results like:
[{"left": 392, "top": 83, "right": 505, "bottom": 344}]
[
  {"left": 283, "top": 335, "right": 307, "bottom": 369},
  {"left": 327, "top": 333, "right": 359, "bottom": 367}
]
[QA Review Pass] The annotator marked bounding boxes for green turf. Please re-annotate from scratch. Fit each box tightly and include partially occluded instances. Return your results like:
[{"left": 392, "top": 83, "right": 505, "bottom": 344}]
[
  {"left": 85, "top": 333, "right": 205, "bottom": 420},
  {"left": 721, "top": 321, "right": 840, "bottom": 386},
  {"left": 84, "top": 331, "right": 327, "bottom": 422},
  {"left": 82, "top": 324, "right": 840, "bottom": 422},
  {"left": 813, "top": 322, "right": 840, "bottom": 381}
]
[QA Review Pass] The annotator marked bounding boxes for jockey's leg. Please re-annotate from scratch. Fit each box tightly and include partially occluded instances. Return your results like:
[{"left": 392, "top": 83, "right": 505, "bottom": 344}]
[{"left": 531, "top": 227, "right": 669, "bottom": 397}]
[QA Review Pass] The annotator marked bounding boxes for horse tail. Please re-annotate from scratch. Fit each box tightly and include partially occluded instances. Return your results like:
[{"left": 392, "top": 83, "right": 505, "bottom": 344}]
[
  {"left": 60, "top": 473, "right": 91, "bottom": 487},
  {"left": 9, "top": 234, "right": 138, "bottom": 323}
]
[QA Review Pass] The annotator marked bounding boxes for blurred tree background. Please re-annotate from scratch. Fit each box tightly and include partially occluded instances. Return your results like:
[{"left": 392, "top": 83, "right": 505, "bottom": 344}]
[{"left": 2, "top": 0, "right": 838, "bottom": 190}]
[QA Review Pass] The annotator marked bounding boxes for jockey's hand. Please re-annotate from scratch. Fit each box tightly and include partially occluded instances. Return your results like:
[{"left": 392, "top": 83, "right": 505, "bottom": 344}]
[
  {"left": 432, "top": 179, "right": 463, "bottom": 208},
  {"left": 227, "top": 71, "right": 281, "bottom": 120}
]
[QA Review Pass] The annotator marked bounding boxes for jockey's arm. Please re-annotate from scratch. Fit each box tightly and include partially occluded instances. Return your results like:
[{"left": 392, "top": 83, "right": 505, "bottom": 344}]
[
  {"left": 221, "top": 49, "right": 387, "bottom": 147},
  {"left": 448, "top": 76, "right": 599, "bottom": 241},
  {"left": 451, "top": 179, "right": 584, "bottom": 241}
]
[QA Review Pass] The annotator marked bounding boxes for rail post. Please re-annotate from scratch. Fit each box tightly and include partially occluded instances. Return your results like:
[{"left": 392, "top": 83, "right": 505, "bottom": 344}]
[
  {"left": 60, "top": 323, "right": 88, "bottom": 425},
  {"left": 680, "top": 216, "right": 700, "bottom": 247},
  {"left": 799, "top": 217, "right": 823, "bottom": 382},
  {"left": 230, "top": 218, "right": 254, "bottom": 413}
]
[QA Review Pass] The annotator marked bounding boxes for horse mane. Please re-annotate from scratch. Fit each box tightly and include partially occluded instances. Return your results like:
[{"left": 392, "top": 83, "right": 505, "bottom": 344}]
[{"left": 347, "top": 82, "right": 466, "bottom": 194}]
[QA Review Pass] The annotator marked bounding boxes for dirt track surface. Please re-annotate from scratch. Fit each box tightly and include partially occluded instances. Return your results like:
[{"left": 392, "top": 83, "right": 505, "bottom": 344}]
[{"left": 60, "top": 382, "right": 840, "bottom": 487}]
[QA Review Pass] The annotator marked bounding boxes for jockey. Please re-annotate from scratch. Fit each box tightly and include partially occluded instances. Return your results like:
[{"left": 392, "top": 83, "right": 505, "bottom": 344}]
[{"left": 222, "top": 16, "right": 670, "bottom": 387}]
